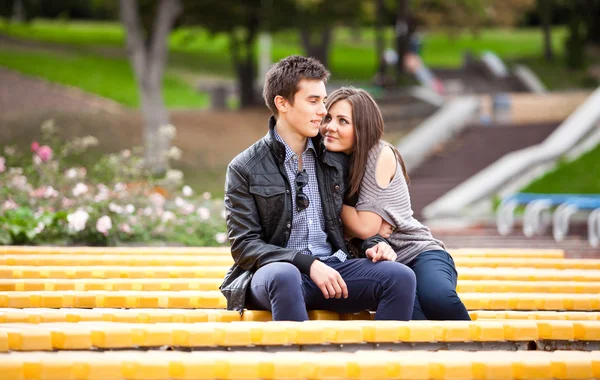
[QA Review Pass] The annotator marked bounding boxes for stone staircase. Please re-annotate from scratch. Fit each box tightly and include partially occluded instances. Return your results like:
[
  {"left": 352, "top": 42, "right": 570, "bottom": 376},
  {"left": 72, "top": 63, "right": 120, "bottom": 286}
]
[{"left": 408, "top": 122, "right": 560, "bottom": 220}]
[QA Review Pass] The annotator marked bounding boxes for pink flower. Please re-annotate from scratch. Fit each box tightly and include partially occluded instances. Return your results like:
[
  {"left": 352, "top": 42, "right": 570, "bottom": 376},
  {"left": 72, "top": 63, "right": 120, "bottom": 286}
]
[
  {"left": 2, "top": 199, "right": 18, "bottom": 211},
  {"left": 0, "top": 156, "right": 5, "bottom": 173},
  {"left": 119, "top": 223, "right": 132, "bottom": 234},
  {"left": 96, "top": 215, "right": 113, "bottom": 236},
  {"left": 72, "top": 183, "right": 88, "bottom": 197},
  {"left": 215, "top": 232, "right": 228, "bottom": 244},
  {"left": 31, "top": 141, "right": 40, "bottom": 152},
  {"left": 197, "top": 207, "right": 210, "bottom": 220},
  {"left": 61, "top": 198, "right": 76, "bottom": 208},
  {"left": 36, "top": 145, "right": 53, "bottom": 162}
]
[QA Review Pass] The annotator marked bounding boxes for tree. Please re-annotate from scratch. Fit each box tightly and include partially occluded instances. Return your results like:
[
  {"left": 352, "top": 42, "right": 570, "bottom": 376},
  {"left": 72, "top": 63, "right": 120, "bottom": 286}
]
[
  {"left": 183, "top": 0, "right": 264, "bottom": 108},
  {"left": 120, "top": 0, "right": 182, "bottom": 173},
  {"left": 411, "top": 0, "right": 534, "bottom": 33},
  {"left": 0, "top": 0, "right": 39, "bottom": 22},
  {"left": 292, "top": 0, "right": 363, "bottom": 70},
  {"left": 537, "top": 0, "right": 554, "bottom": 61},
  {"left": 394, "top": 0, "right": 412, "bottom": 78},
  {"left": 375, "top": 0, "right": 388, "bottom": 77}
]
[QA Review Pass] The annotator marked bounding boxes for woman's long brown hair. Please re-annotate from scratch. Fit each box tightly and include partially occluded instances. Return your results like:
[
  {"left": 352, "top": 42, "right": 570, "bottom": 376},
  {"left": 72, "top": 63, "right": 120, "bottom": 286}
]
[{"left": 325, "top": 87, "right": 410, "bottom": 197}]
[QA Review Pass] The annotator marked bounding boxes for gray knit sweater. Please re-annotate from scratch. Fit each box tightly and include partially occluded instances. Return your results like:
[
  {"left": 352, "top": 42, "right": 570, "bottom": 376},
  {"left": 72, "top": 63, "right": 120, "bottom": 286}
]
[{"left": 355, "top": 140, "right": 445, "bottom": 264}]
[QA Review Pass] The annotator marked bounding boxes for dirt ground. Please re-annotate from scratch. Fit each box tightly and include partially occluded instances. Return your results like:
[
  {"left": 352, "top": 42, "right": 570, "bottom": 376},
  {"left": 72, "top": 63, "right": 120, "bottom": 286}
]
[{"left": 0, "top": 67, "right": 273, "bottom": 194}]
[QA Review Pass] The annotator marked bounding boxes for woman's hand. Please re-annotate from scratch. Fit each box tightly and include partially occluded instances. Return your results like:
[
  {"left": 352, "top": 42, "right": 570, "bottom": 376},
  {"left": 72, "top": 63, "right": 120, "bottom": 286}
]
[
  {"left": 378, "top": 220, "right": 395, "bottom": 239},
  {"left": 365, "top": 242, "right": 397, "bottom": 262}
]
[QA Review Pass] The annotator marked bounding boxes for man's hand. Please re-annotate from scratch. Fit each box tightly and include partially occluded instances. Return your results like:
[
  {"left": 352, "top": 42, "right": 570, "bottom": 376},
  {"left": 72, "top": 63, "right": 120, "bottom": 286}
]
[
  {"left": 366, "top": 242, "right": 397, "bottom": 263},
  {"left": 309, "top": 260, "right": 348, "bottom": 299}
]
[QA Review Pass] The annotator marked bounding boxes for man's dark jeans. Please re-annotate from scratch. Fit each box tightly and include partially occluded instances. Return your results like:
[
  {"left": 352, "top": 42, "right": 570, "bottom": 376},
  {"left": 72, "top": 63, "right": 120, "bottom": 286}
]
[
  {"left": 408, "top": 250, "right": 471, "bottom": 320},
  {"left": 248, "top": 258, "right": 416, "bottom": 321}
]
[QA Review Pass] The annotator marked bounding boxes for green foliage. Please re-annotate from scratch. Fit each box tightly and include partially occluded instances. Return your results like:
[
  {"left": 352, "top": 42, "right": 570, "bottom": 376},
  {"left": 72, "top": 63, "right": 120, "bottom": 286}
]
[
  {"left": 0, "top": 46, "right": 208, "bottom": 108},
  {"left": 1, "top": 20, "right": 591, "bottom": 92},
  {"left": 0, "top": 120, "right": 229, "bottom": 247},
  {"left": 510, "top": 55, "right": 598, "bottom": 90},
  {"left": 0, "top": 20, "right": 570, "bottom": 68},
  {"left": 521, "top": 143, "right": 600, "bottom": 194},
  {"left": 0, "top": 207, "right": 66, "bottom": 245}
]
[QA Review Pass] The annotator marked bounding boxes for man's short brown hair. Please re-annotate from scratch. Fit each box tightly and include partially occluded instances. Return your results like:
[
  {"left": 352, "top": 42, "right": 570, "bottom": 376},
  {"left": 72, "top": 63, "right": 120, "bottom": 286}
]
[{"left": 262, "top": 55, "right": 330, "bottom": 116}]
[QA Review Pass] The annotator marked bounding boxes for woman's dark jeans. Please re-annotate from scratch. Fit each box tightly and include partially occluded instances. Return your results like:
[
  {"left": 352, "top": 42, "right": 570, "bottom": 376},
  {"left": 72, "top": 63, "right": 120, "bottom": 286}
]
[{"left": 406, "top": 249, "right": 471, "bottom": 320}]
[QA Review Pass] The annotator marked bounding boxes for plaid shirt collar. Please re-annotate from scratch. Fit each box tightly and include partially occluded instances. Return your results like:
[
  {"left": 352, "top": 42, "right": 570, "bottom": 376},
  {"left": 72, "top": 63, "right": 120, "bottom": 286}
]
[{"left": 273, "top": 126, "right": 316, "bottom": 164}]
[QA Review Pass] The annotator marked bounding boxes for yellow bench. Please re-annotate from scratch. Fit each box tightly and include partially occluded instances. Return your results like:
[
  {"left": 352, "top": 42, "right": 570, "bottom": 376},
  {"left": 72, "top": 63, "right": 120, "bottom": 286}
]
[
  {"left": 457, "top": 280, "right": 600, "bottom": 294},
  {"left": 0, "top": 349, "right": 597, "bottom": 380},
  {"left": 0, "top": 254, "right": 234, "bottom": 266},
  {"left": 0, "top": 266, "right": 230, "bottom": 279},
  {"left": 458, "top": 268, "right": 600, "bottom": 282},
  {"left": 0, "top": 246, "right": 232, "bottom": 255},
  {"left": 0, "top": 291, "right": 228, "bottom": 309},
  {"left": 0, "top": 319, "right": 547, "bottom": 350},
  {"left": 0, "top": 246, "right": 565, "bottom": 258},
  {"left": 2, "top": 291, "right": 600, "bottom": 311},
  {"left": 0, "top": 278, "right": 222, "bottom": 292},
  {"left": 0, "top": 308, "right": 241, "bottom": 323},
  {"left": 4, "top": 308, "right": 600, "bottom": 324},
  {"left": 4, "top": 265, "right": 600, "bottom": 281},
  {"left": 471, "top": 310, "right": 600, "bottom": 321},
  {"left": 6, "top": 254, "right": 590, "bottom": 268},
  {"left": 4, "top": 278, "right": 600, "bottom": 293},
  {"left": 453, "top": 257, "right": 600, "bottom": 269}
]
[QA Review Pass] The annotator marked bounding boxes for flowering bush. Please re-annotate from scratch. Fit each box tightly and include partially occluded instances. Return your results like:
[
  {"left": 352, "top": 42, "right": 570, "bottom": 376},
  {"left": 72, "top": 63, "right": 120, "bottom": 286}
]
[{"left": 0, "top": 120, "right": 229, "bottom": 247}]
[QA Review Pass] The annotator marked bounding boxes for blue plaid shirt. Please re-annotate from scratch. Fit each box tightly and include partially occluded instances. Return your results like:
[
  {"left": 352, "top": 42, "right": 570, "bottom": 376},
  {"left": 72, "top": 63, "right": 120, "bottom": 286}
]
[{"left": 274, "top": 128, "right": 347, "bottom": 263}]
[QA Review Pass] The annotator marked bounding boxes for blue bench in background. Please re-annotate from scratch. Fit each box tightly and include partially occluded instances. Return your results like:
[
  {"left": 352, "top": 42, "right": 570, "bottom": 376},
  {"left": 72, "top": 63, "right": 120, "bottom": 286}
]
[{"left": 497, "top": 193, "right": 600, "bottom": 247}]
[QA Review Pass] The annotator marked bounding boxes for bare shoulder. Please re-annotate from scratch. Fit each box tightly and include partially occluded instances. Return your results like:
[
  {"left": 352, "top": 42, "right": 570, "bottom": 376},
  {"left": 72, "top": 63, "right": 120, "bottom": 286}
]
[{"left": 375, "top": 144, "right": 397, "bottom": 188}]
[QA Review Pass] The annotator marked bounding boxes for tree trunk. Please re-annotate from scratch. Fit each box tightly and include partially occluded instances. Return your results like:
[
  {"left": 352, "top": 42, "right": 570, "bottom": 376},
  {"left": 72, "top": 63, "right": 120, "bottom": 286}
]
[
  {"left": 238, "top": 62, "right": 256, "bottom": 108},
  {"left": 584, "top": 1, "right": 600, "bottom": 46},
  {"left": 120, "top": 0, "right": 181, "bottom": 173},
  {"left": 230, "top": 7, "right": 259, "bottom": 108},
  {"left": 395, "top": 0, "right": 411, "bottom": 80},
  {"left": 375, "top": 0, "right": 386, "bottom": 76},
  {"left": 11, "top": 0, "right": 25, "bottom": 22},
  {"left": 538, "top": 0, "right": 554, "bottom": 61},
  {"left": 300, "top": 27, "right": 332, "bottom": 68},
  {"left": 140, "top": 80, "right": 170, "bottom": 170}
]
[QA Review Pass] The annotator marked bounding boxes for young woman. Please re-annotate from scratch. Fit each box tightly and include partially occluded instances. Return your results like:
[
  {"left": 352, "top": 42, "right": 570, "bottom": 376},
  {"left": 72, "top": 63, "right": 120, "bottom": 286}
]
[{"left": 320, "top": 86, "right": 470, "bottom": 321}]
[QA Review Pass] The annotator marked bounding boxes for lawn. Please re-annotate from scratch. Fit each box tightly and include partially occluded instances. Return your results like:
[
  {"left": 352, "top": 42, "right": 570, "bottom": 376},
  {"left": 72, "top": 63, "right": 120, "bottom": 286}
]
[
  {"left": 0, "top": 20, "right": 572, "bottom": 82},
  {"left": 0, "top": 46, "right": 209, "bottom": 108},
  {"left": 521, "top": 142, "right": 600, "bottom": 194}
]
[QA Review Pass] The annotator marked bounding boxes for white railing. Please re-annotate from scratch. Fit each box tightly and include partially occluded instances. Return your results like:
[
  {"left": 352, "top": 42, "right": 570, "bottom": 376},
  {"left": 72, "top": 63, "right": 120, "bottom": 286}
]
[
  {"left": 396, "top": 96, "right": 480, "bottom": 173},
  {"left": 422, "top": 87, "right": 600, "bottom": 220}
]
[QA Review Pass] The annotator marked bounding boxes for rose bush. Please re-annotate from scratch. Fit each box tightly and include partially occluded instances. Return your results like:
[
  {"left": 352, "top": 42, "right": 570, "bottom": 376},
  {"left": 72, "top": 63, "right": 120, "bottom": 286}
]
[{"left": 0, "top": 120, "right": 228, "bottom": 247}]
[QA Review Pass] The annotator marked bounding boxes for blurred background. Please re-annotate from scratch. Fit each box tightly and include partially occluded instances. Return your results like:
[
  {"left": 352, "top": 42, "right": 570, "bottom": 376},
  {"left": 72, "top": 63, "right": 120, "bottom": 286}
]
[{"left": 0, "top": 0, "right": 598, "bottom": 253}]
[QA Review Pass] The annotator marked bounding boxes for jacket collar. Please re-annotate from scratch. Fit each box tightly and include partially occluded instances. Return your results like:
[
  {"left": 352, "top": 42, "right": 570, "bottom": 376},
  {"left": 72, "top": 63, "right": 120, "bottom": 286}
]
[{"left": 266, "top": 116, "right": 287, "bottom": 164}]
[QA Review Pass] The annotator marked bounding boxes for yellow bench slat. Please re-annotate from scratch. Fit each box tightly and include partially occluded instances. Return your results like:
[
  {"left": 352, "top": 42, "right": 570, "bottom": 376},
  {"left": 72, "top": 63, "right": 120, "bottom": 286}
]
[{"left": 0, "top": 350, "right": 597, "bottom": 380}]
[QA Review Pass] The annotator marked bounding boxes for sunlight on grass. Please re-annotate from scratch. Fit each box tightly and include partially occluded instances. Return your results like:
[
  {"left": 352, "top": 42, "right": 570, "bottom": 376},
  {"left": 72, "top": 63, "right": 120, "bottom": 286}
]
[
  {"left": 0, "top": 47, "right": 208, "bottom": 108},
  {"left": 521, "top": 143, "right": 600, "bottom": 194},
  {"left": 0, "top": 20, "right": 569, "bottom": 80}
]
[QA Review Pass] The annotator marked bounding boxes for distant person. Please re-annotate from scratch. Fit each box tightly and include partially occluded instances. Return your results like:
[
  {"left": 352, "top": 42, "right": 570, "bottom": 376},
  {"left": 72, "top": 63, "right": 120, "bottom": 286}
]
[
  {"left": 321, "top": 86, "right": 470, "bottom": 320},
  {"left": 220, "top": 56, "right": 416, "bottom": 321}
]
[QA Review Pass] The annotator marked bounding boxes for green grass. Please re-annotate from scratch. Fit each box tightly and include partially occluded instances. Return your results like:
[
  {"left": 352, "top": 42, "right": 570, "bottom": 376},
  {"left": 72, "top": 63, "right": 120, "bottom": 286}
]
[
  {"left": 0, "top": 20, "right": 571, "bottom": 79},
  {"left": 0, "top": 47, "right": 208, "bottom": 108},
  {"left": 521, "top": 143, "right": 600, "bottom": 194},
  {"left": 507, "top": 56, "right": 599, "bottom": 90},
  {"left": 0, "top": 20, "right": 592, "bottom": 107}
]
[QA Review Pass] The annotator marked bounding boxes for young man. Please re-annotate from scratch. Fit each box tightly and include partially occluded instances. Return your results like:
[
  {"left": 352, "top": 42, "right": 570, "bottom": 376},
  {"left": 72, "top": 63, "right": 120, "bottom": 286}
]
[{"left": 220, "top": 55, "right": 416, "bottom": 321}]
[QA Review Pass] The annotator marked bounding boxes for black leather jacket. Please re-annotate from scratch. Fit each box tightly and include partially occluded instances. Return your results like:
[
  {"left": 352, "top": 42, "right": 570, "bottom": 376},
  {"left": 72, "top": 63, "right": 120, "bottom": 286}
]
[{"left": 220, "top": 116, "right": 383, "bottom": 312}]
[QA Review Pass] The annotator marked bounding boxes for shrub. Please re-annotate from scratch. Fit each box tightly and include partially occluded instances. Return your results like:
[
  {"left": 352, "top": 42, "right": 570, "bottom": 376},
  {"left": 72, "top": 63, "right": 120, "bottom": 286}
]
[{"left": 0, "top": 120, "right": 228, "bottom": 247}]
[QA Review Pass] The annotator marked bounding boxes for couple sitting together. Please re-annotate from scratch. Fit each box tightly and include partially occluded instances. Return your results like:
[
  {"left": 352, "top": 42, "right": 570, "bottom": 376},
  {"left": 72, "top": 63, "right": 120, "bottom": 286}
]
[{"left": 219, "top": 55, "right": 469, "bottom": 321}]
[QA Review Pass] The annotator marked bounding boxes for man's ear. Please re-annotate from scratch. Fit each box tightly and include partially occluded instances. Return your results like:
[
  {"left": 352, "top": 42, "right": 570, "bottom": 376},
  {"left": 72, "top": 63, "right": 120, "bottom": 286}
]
[{"left": 274, "top": 95, "right": 288, "bottom": 114}]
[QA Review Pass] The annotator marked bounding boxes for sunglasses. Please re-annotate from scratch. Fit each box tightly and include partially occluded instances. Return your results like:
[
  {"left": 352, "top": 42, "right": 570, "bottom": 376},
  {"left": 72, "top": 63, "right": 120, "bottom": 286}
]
[{"left": 295, "top": 169, "right": 310, "bottom": 212}]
